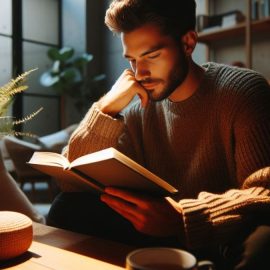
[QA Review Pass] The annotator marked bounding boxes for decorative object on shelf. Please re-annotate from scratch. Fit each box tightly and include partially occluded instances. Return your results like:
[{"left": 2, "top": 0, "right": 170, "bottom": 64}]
[
  {"left": 196, "top": 10, "right": 245, "bottom": 33},
  {"left": 0, "top": 69, "right": 43, "bottom": 138},
  {"left": 0, "top": 211, "right": 33, "bottom": 261},
  {"left": 40, "top": 47, "right": 106, "bottom": 127},
  {"left": 197, "top": 0, "right": 270, "bottom": 73}
]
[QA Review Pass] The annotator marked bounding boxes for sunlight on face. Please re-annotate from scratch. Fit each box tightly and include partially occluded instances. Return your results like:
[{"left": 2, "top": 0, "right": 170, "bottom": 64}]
[{"left": 121, "top": 24, "right": 189, "bottom": 101}]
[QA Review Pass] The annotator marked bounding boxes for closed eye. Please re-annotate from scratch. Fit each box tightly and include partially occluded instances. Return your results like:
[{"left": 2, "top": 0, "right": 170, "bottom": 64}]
[{"left": 148, "top": 53, "right": 160, "bottom": 59}]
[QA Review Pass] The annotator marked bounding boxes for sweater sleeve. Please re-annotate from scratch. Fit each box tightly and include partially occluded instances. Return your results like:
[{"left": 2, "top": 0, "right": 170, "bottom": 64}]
[
  {"left": 233, "top": 75, "right": 270, "bottom": 183},
  {"left": 66, "top": 103, "right": 125, "bottom": 162},
  {"left": 56, "top": 104, "right": 125, "bottom": 191},
  {"left": 179, "top": 166, "right": 270, "bottom": 250}
]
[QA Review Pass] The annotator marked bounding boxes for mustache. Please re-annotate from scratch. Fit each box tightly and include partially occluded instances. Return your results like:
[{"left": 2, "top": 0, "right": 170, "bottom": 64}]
[{"left": 139, "top": 78, "right": 161, "bottom": 84}]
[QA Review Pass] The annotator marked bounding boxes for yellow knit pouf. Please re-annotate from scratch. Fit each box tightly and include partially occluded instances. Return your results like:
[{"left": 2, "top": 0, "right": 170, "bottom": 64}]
[{"left": 0, "top": 211, "right": 33, "bottom": 261}]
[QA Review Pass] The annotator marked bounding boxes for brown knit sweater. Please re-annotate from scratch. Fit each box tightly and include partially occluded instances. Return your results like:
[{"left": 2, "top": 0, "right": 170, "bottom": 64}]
[{"left": 65, "top": 62, "right": 270, "bottom": 250}]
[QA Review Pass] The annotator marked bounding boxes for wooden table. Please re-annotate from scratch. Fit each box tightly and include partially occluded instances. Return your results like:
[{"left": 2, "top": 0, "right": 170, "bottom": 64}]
[{"left": 1, "top": 222, "right": 136, "bottom": 269}]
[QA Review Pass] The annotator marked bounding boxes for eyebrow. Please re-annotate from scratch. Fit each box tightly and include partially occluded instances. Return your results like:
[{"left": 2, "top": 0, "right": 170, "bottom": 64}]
[{"left": 123, "top": 44, "right": 164, "bottom": 59}]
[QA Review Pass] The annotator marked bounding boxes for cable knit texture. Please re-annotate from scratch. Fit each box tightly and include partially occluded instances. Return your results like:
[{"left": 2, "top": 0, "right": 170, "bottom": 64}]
[{"left": 64, "top": 62, "right": 270, "bottom": 250}]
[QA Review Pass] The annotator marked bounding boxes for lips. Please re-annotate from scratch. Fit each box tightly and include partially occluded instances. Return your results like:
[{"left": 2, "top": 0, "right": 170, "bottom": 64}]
[{"left": 141, "top": 82, "right": 159, "bottom": 90}]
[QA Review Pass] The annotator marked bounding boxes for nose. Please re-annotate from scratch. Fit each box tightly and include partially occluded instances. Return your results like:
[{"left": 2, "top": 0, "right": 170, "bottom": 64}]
[{"left": 132, "top": 60, "right": 150, "bottom": 81}]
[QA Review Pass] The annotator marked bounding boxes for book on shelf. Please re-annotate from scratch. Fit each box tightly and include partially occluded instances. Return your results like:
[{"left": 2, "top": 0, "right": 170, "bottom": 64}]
[
  {"left": 196, "top": 10, "right": 245, "bottom": 33},
  {"left": 28, "top": 147, "right": 178, "bottom": 196}
]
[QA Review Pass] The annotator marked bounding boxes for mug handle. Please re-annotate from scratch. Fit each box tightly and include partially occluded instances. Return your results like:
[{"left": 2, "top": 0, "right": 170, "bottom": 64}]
[{"left": 198, "top": 260, "right": 215, "bottom": 270}]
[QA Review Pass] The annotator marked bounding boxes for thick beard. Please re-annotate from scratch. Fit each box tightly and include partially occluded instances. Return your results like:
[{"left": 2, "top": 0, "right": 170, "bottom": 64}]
[{"left": 149, "top": 48, "right": 189, "bottom": 102}]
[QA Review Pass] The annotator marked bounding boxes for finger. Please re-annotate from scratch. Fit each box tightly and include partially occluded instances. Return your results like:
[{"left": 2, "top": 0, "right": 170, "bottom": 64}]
[
  {"left": 122, "top": 69, "right": 135, "bottom": 80},
  {"left": 137, "top": 91, "right": 149, "bottom": 108},
  {"left": 101, "top": 193, "right": 139, "bottom": 222},
  {"left": 104, "top": 200, "right": 137, "bottom": 221},
  {"left": 101, "top": 192, "right": 138, "bottom": 210},
  {"left": 104, "top": 187, "right": 148, "bottom": 205},
  {"left": 109, "top": 205, "right": 143, "bottom": 233},
  {"left": 124, "top": 68, "right": 135, "bottom": 75}
]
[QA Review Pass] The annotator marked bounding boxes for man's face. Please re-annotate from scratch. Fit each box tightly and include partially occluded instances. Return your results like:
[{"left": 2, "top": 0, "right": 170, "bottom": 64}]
[{"left": 121, "top": 24, "right": 189, "bottom": 101}]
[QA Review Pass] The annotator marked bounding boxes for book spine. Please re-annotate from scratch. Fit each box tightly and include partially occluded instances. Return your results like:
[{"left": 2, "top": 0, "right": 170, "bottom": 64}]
[{"left": 196, "top": 15, "right": 208, "bottom": 32}]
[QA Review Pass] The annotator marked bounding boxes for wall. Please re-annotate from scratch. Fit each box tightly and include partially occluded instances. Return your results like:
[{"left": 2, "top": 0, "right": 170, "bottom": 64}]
[
  {"left": 62, "top": 0, "right": 86, "bottom": 125},
  {"left": 62, "top": 0, "right": 86, "bottom": 53},
  {"left": 102, "top": 0, "right": 129, "bottom": 89},
  {"left": 194, "top": 0, "right": 208, "bottom": 64},
  {"left": 62, "top": 0, "right": 111, "bottom": 125}
]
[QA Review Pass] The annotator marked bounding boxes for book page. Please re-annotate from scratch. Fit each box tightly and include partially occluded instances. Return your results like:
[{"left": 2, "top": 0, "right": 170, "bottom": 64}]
[
  {"left": 70, "top": 148, "right": 115, "bottom": 167},
  {"left": 29, "top": 163, "right": 103, "bottom": 193},
  {"left": 28, "top": 152, "right": 70, "bottom": 169},
  {"left": 29, "top": 148, "right": 178, "bottom": 195}
]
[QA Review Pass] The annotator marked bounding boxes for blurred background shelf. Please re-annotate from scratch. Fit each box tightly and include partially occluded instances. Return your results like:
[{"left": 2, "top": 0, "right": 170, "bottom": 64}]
[
  {"left": 196, "top": 0, "right": 270, "bottom": 76},
  {"left": 198, "top": 17, "right": 270, "bottom": 43}
]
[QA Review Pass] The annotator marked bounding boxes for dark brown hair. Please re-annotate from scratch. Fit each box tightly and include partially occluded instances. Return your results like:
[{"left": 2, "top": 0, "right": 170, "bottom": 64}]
[{"left": 105, "top": 0, "right": 196, "bottom": 38}]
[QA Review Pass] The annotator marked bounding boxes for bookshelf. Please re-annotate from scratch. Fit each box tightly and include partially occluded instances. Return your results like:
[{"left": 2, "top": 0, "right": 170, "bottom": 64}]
[
  {"left": 198, "top": 22, "right": 247, "bottom": 43},
  {"left": 197, "top": 0, "right": 270, "bottom": 71}
]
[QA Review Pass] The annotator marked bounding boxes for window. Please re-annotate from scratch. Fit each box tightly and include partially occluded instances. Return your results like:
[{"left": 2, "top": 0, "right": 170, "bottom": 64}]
[
  {"left": 0, "top": 0, "right": 12, "bottom": 86},
  {"left": 0, "top": 0, "right": 62, "bottom": 136}
]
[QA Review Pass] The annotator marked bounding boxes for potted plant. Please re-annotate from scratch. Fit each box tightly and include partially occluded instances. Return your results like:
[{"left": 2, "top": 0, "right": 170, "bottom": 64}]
[
  {"left": 0, "top": 69, "right": 42, "bottom": 138},
  {"left": 40, "top": 47, "right": 105, "bottom": 127}
]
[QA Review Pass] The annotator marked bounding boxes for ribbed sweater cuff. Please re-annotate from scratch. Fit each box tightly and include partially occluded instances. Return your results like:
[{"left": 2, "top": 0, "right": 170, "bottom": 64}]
[
  {"left": 180, "top": 199, "right": 212, "bottom": 249},
  {"left": 82, "top": 103, "right": 124, "bottom": 139},
  {"left": 180, "top": 185, "right": 270, "bottom": 250},
  {"left": 67, "top": 103, "right": 124, "bottom": 160}
]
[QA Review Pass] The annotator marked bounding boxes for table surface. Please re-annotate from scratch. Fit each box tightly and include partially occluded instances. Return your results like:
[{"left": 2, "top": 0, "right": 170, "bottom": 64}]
[{"left": 1, "top": 222, "right": 136, "bottom": 269}]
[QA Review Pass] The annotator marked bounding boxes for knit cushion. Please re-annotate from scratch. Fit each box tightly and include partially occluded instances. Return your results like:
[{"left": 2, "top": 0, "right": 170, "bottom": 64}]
[{"left": 0, "top": 211, "right": 33, "bottom": 261}]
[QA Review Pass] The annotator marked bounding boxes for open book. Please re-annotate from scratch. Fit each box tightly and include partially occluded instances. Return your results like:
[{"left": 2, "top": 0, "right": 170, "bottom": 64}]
[{"left": 28, "top": 147, "right": 178, "bottom": 196}]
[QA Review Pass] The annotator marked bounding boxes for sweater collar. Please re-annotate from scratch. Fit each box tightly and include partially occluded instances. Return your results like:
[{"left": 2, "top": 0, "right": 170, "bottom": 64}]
[{"left": 162, "top": 62, "right": 217, "bottom": 115}]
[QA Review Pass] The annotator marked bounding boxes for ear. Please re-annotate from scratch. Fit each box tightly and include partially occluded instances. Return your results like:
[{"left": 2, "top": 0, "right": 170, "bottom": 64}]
[{"left": 181, "top": 31, "right": 197, "bottom": 56}]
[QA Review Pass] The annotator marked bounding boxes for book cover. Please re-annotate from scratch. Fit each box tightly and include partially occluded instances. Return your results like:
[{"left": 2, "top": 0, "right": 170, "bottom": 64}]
[{"left": 28, "top": 147, "right": 178, "bottom": 196}]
